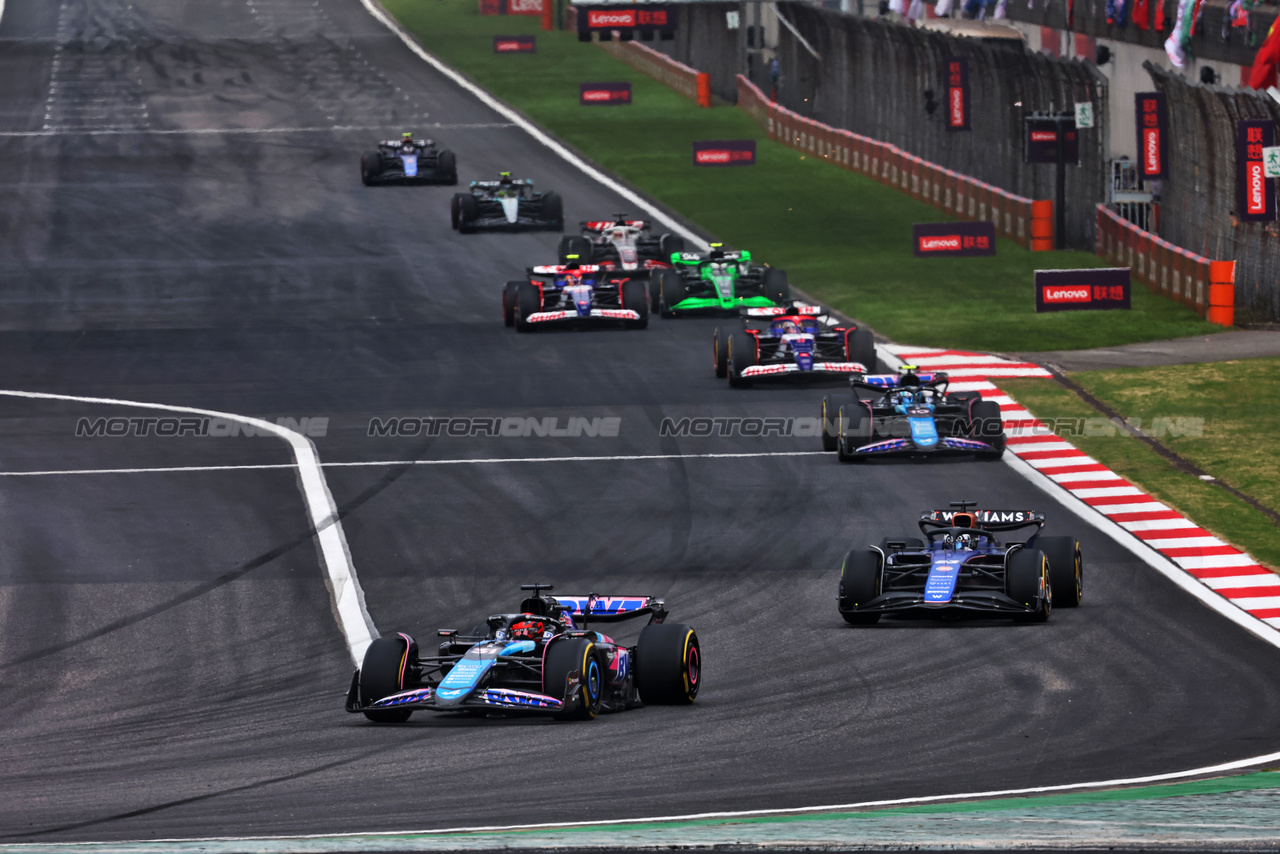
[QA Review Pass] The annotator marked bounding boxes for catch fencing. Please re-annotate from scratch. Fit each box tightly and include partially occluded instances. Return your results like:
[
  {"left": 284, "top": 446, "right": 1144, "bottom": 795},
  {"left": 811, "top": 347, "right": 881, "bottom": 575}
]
[
  {"left": 738, "top": 75, "right": 1050, "bottom": 250},
  {"left": 596, "top": 38, "right": 706, "bottom": 103},
  {"left": 1147, "top": 62, "right": 1280, "bottom": 323},
  {"left": 655, "top": 1, "right": 1108, "bottom": 249}
]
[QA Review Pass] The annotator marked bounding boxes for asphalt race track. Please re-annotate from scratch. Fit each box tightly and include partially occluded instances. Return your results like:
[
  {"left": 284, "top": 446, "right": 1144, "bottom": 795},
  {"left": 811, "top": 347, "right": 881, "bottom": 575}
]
[{"left": 2, "top": 0, "right": 1279, "bottom": 844}]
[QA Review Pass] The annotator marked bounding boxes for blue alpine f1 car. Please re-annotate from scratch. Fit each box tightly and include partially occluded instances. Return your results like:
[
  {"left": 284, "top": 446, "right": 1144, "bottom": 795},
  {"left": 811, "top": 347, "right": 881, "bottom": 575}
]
[
  {"left": 838, "top": 501, "right": 1083, "bottom": 624},
  {"left": 502, "top": 257, "right": 649, "bottom": 331},
  {"left": 820, "top": 366, "right": 1006, "bottom": 461},
  {"left": 345, "top": 584, "right": 700, "bottom": 723}
]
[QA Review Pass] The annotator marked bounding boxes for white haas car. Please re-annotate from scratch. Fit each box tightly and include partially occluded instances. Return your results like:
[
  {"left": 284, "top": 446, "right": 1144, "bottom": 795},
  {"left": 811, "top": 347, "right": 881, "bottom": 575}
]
[
  {"left": 714, "top": 303, "right": 878, "bottom": 388},
  {"left": 557, "top": 215, "right": 684, "bottom": 272},
  {"left": 502, "top": 257, "right": 649, "bottom": 331}
]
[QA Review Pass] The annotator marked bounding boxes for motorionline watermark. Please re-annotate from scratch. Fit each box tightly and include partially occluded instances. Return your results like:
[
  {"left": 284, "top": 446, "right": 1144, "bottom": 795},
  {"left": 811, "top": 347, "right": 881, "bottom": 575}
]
[
  {"left": 367, "top": 416, "right": 621, "bottom": 438},
  {"left": 657, "top": 415, "right": 1205, "bottom": 439},
  {"left": 76, "top": 416, "right": 329, "bottom": 438}
]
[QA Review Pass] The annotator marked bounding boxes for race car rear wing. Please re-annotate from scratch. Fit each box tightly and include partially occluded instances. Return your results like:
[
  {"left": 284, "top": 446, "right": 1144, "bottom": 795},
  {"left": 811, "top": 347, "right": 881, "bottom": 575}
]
[
  {"left": 472, "top": 178, "right": 531, "bottom": 188},
  {"left": 919, "top": 508, "right": 1046, "bottom": 533},
  {"left": 740, "top": 303, "right": 824, "bottom": 318},
  {"left": 553, "top": 594, "right": 668, "bottom": 627},
  {"left": 530, "top": 263, "right": 604, "bottom": 275},
  {"left": 582, "top": 219, "right": 648, "bottom": 231}
]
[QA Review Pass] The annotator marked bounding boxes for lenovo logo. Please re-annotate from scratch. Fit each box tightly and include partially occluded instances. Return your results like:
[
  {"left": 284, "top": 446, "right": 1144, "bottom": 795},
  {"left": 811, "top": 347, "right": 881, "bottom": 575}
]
[
  {"left": 695, "top": 150, "right": 731, "bottom": 164},
  {"left": 1143, "top": 128, "right": 1161, "bottom": 175},
  {"left": 588, "top": 9, "right": 635, "bottom": 26},
  {"left": 949, "top": 88, "right": 964, "bottom": 127},
  {"left": 1247, "top": 161, "right": 1266, "bottom": 215},
  {"left": 1030, "top": 131, "right": 1057, "bottom": 142},
  {"left": 919, "top": 235, "right": 961, "bottom": 252},
  {"left": 493, "top": 36, "right": 535, "bottom": 52},
  {"left": 1042, "top": 286, "right": 1091, "bottom": 304},
  {"left": 507, "top": 0, "right": 542, "bottom": 11}
]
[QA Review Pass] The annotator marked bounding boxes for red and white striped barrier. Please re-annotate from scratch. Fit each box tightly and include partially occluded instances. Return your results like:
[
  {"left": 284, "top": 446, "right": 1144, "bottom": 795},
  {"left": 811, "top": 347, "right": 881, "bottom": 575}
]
[{"left": 883, "top": 344, "right": 1280, "bottom": 630}]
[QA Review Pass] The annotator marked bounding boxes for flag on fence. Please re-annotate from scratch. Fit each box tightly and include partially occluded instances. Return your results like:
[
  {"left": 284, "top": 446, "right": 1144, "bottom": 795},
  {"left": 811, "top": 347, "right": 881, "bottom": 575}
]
[
  {"left": 1248, "top": 18, "right": 1280, "bottom": 90},
  {"left": 1132, "top": 0, "right": 1149, "bottom": 29}
]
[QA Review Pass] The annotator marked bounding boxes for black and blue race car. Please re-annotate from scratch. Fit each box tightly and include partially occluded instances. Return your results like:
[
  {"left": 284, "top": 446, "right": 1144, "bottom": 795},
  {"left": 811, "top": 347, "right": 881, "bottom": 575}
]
[
  {"left": 820, "top": 366, "right": 1006, "bottom": 461},
  {"left": 360, "top": 133, "right": 457, "bottom": 186},
  {"left": 838, "top": 501, "right": 1083, "bottom": 624},
  {"left": 345, "top": 584, "right": 700, "bottom": 723}
]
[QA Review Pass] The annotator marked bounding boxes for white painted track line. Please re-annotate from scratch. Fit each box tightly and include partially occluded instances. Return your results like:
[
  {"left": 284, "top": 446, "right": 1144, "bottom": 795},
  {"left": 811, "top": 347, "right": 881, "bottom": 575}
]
[{"left": 0, "top": 390, "right": 376, "bottom": 665}]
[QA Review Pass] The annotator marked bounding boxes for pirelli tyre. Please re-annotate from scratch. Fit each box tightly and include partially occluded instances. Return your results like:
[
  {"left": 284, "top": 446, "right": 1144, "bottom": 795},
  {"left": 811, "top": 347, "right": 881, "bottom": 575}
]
[
  {"left": 358, "top": 634, "right": 417, "bottom": 723},
  {"left": 515, "top": 281, "right": 542, "bottom": 332},
  {"left": 540, "top": 191, "right": 565, "bottom": 231},
  {"left": 836, "top": 403, "right": 870, "bottom": 463},
  {"left": 820, "top": 395, "right": 839, "bottom": 452},
  {"left": 636, "top": 623, "right": 700, "bottom": 705},
  {"left": 544, "top": 637, "right": 604, "bottom": 720},
  {"left": 838, "top": 549, "right": 881, "bottom": 625},
  {"left": 1008, "top": 548, "right": 1051, "bottom": 622},
  {"left": 360, "top": 150, "right": 383, "bottom": 186},
  {"left": 1034, "top": 535, "right": 1083, "bottom": 608},
  {"left": 763, "top": 267, "right": 790, "bottom": 304},
  {"left": 659, "top": 233, "right": 685, "bottom": 259},
  {"left": 712, "top": 326, "right": 729, "bottom": 379},
  {"left": 502, "top": 280, "right": 522, "bottom": 328},
  {"left": 558, "top": 234, "right": 593, "bottom": 264},
  {"left": 456, "top": 193, "right": 479, "bottom": 233},
  {"left": 657, "top": 268, "right": 684, "bottom": 317},
  {"left": 844, "top": 328, "right": 876, "bottom": 374},
  {"left": 727, "top": 330, "right": 757, "bottom": 388},
  {"left": 621, "top": 277, "right": 649, "bottom": 329},
  {"left": 971, "top": 400, "right": 1007, "bottom": 459},
  {"left": 436, "top": 149, "right": 458, "bottom": 185}
]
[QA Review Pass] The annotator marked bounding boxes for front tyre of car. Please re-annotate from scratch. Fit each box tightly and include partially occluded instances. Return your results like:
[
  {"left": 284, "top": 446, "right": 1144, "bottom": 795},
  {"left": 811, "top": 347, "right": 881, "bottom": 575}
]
[
  {"left": 540, "top": 191, "right": 564, "bottom": 232},
  {"left": 1008, "top": 548, "right": 1051, "bottom": 622},
  {"left": 727, "top": 330, "right": 757, "bottom": 388},
  {"left": 436, "top": 149, "right": 457, "bottom": 185},
  {"left": 763, "top": 267, "right": 790, "bottom": 304},
  {"left": 514, "top": 281, "right": 541, "bottom": 332},
  {"left": 636, "top": 623, "right": 700, "bottom": 705},
  {"left": 360, "top": 150, "right": 382, "bottom": 186},
  {"left": 502, "top": 281, "right": 523, "bottom": 328},
  {"left": 358, "top": 634, "right": 417, "bottom": 723},
  {"left": 970, "top": 400, "right": 1007, "bottom": 459},
  {"left": 545, "top": 637, "right": 605, "bottom": 720},
  {"left": 712, "top": 327, "right": 729, "bottom": 378},
  {"left": 1032, "top": 535, "right": 1082, "bottom": 608},
  {"left": 820, "top": 396, "right": 838, "bottom": 452},
  {"left": 839, "top": 549, "right": 882, "bottom": 625},
  {"left": 621, "top": 277, "right": 649, "bottom": 329}
]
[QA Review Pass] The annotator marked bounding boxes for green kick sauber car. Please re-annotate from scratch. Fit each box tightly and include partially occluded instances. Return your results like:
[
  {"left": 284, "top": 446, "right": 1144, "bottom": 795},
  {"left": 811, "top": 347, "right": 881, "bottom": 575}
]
[{"left": 649, "top": 243, "right": 791, "bottom": 317}]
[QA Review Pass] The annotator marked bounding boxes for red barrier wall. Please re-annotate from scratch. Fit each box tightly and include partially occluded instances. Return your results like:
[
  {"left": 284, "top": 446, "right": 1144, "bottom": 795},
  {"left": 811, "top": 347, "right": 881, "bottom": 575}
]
[{"left": 596, "top": 40, "right": 701, "bottom": 103}]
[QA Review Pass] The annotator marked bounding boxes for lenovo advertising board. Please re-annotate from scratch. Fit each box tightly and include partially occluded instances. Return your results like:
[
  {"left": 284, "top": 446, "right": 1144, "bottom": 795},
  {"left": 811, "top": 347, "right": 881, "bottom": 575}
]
[
  {"left": 943, "top": 57, "right": 970, "bottom": 132},
  {"left": 1024, "top": 117, "right": 1079, "bottom": 165},
  {"left": 1237, "top": 120, "right": 1277, "bottom": 222},
  {"left": 493, "top": 35, "right": 536, "bottom": 53},
  {"left": 575, "top": 4, "right": 675, "bottom": 34},
  {"left": 1035, "top": 268, "right": 1131, "bottom": 312},
  {"left": 692, "top": 140, "right": 755, "bottom": 167},
  {"left": 913, "top": 221, "right": 995, "bottom": 257},
  {"left": 1134, "top": 92, "right": 1168, "bottom": 179},
  {"left": 579, "top": 82, "right": 631, "bottom": 105}
]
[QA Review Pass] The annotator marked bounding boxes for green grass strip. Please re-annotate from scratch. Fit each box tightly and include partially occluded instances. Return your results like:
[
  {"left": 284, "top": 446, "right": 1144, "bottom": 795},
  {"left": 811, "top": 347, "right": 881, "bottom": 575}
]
[{"left": 383, "top": 0, "right": 1220, "bottom": 352}]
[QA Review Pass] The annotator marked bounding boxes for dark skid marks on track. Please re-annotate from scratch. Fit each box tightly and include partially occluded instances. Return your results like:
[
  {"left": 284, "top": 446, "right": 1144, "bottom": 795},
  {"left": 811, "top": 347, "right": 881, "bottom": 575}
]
[{"left": 2, "top": 0, "right": 1280, "bottom": 843}]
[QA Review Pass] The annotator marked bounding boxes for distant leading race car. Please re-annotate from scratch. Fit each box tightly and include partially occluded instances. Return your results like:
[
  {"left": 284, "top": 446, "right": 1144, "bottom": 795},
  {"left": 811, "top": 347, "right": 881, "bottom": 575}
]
[
  {"left": 650, "top": 243, "right": 789, "bottom": 317},
  {"left": 712, "top": 303, "right": 877, "bottom": 388},
  {"left": 450, "top": 172, "right": 563, "bottom": 233},
  {"left": 502, "top": 257, "right": 649, "bottom": 331},
  {"left": 820, "top": 366, "right": 1006, "bottom": 461},
  {"left": 557, "top": 215, "right": 685, "bottom": 272},
  {"left": 361, "top": 133, "right": 457, "bottom": 186},
  {"left": 345, "top": 584, "right": 701, "bottom": 723},
  {"left": 838, "top": 500, "right": 1083, "bottom": 624}
]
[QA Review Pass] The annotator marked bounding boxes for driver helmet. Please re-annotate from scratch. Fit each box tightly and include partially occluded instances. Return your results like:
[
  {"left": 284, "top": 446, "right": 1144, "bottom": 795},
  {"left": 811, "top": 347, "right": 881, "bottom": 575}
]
[
  {"left": 708, "top": 242, "right": 725, "bottom": 260},
  {"left": 400, "top": 131, "right": 415, "bottom": 147},
  {"left": 498, "top": 170, "right": 514, "bottom": 184},
  {"left": 779, "top": 320, "right": 800, "bottom": 335},
  {"left": 509, "top": 617, "right": 544, "bottom": 640},
  {"left": 952, "top": 533, "right": 973, "bottom": 550}
]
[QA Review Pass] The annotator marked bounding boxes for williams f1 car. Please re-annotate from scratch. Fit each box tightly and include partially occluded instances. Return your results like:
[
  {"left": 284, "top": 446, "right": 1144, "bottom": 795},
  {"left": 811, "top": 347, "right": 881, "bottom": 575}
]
[
  {"left": 360, "top": 133, "right": 457, "bottom": 186},
  {"left": 838, "top": 501, "right": 1083, "bottom": 624},
  {"left": 650, "top": 243, "right": 789, "bottom": 317},
  {"left": 502, "top": 257, "right": 648, "bottom": 330},
  {"left": 451, "top": 172, "right": 563, "bottom": 233},
  {"left": 713, "top": 303, "right": 877, "bottom": 387},
  {"left": 820, "top": 366, "right": 1006, "bottom": 461},
  {"left": 558, "top": 215, "right": 685, "bottom": 272},
  {"left": 345, "top": 584, "right": 701, "bottom": 723}
]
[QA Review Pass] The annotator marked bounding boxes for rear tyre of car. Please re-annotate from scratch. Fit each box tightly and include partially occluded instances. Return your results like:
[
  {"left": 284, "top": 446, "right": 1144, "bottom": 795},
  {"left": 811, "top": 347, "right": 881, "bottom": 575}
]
[
  {"left": 820, "top": 395, "right": 839, "bottom": 452},
  {"left": 358, "top": 634, "right": 416, "bottom": 723},
  {"left": 657, "top": 268, "right": 684, "bottom": 317},
  {"left": 839, "top": 549, "right": 882, "bottom": 625},
  {"left": 727, "top": 330, "right": 757, "bottom": 388},
  {"left": 360, "top": 150, "right": 382, "bottom": 186},
  {"left": 558, "top": 235, "right": 593, "bottom": 264},
  {"left": 621, "top": 277, "right": 649, "bottom": 329},
  {"left": 1034, "top": 535, "right": 1082, "bottom": 608},
  {"left": 659, "top": 233, "right": 685, "bottom": 260},
  {"left": 457, "top": 194, "right": 479, "bottom": 233},
  {"left": 544, "top": 637, "right": 604, "bottom": 720},
  {"left": 971, "top": 400, "right": 1007, "bottom": 459},
  {"left": 636, "top": 623, "right": 700, "bottom": 705},
  {"left": 1008, "top": 548, "right": 1051, "bottom": 622},
  {"left": 844, "top": 328, "right": 876, "bottom": 373},
  {"left": 502, "top": 281, "right": 522, "bottom": 328},
  {"left": 450, "top": 193, "right": 462, "bottom": 230},
  {"left": 712, "top": 327, "right": 729, "bottom": 378},
  {"left": 836, "top": 404, "right": 869, "bottom": 463},
  {"left": 436, "top": 149, "right": 457, "bottom": 184},
  {"left": 540, "top": 191, "right": 564, "bottom": 231},
  {"left": 763, "top": 267, "right": 790, "bottom": 304},
  {"left": 515, "top": 281, "right": 541, "bottom": 332}
]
